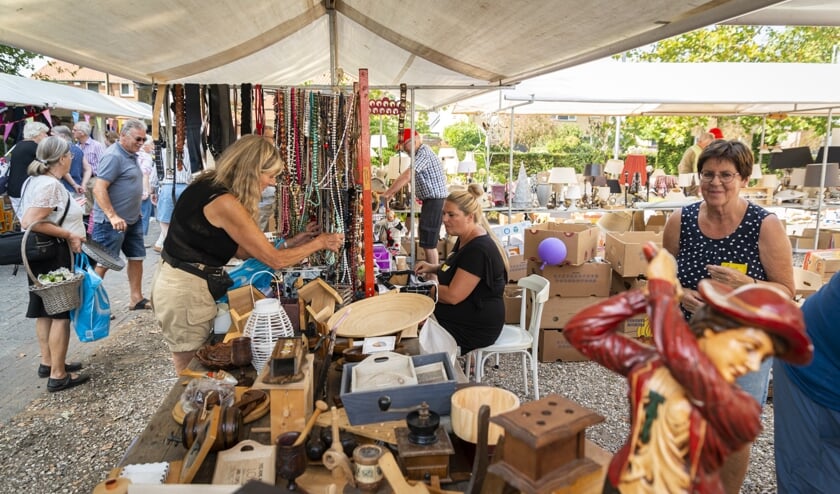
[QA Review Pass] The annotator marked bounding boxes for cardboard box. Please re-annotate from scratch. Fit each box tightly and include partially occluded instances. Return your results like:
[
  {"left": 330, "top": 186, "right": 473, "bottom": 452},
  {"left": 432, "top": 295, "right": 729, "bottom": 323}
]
[
  {"left": 340, "top": 352, "right": 456, "bottom": 425},
  {"left": 410, "top": 238, "right": 447, "bottom": 261},
  {"left": 605, "top": 231, "right": 663, "bottom": 277},
  {"left": 523, "top": 222, "right": 600, "bottom": 266},
  {"left": 789, "top": 229, "right": 832, "bottom": 252},
  {"left": 538, "top": 329, "right": 588, "bottom": 362},
  {"left": 539, "top": 295, "right": 608, "bottom": 329},
  {"left": 803, "top": 249, "right": 840, "bottom": 280},
  {"left": 508, "top": 254, "right": 527, "bottom": 282},
  {"left": 527, "top": 260, "right": 611, "bottom": 297},
  {"left": 610, "top": 271, "right": 648, "bottom": 295},
  {"left": 504, "top": 285, "right": 523, "bottom": 324},
  {"left": 623, "top": 313, "right": 650, "bottom": 339},
  {"left": 645, "top": 214, "right": 667, "bottom": 232}
]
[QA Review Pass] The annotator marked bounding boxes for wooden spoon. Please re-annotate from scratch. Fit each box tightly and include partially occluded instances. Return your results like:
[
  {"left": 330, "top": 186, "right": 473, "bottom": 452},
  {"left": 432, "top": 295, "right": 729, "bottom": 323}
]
[{"left": 292, "top": 400, "right": 328, "bottom": 447}]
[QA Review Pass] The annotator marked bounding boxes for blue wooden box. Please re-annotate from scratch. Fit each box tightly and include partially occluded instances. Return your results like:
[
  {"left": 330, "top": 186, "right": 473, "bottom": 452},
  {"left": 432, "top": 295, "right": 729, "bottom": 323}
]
[{"left": 339, "top": 352, "right": 456, "bottom": 425}]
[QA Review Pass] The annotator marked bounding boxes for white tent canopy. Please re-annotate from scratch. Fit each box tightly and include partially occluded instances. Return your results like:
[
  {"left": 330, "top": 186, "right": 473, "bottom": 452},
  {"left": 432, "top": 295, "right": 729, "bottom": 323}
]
[
  {"left": 451, "top": 58, "right": 840, "bottom": 116},
  {"left": 0, "top": 0, "right": 791, "bottom": 110},
  {"left": 0, "top": 73, "right": 152, "bottom": 119}
]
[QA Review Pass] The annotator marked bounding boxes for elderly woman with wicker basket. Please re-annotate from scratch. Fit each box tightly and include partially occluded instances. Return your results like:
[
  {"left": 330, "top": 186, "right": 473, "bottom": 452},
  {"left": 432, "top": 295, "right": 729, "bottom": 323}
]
[{"left": 19, "top": 135, "right": 89, "bottom": 392}]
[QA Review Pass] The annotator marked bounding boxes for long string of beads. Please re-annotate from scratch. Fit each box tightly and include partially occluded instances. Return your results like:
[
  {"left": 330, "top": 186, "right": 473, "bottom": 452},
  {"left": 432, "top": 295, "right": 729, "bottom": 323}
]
[
  {"left": 254, "top": 84, "right": 264, "bottom": 136},
  {"left": 173, "top": 84, "right": 186, "bottom": 171}
]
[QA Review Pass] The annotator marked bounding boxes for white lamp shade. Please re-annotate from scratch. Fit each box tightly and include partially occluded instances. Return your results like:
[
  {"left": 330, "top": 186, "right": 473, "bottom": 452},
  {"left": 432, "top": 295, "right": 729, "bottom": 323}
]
[
  {"left": 604, "top": 159, "right": 624, "bottom": 176},
  {"left": 762, "top": 174, "right": 780, "bottom": 189},
  {"left": 677, "top": 173, "right": 696, "bottom": 187},
  {"left": 370, "top": 134, "right": 389, "bottom": 150},
  {"left": 442, "top": 156, "right": 460, "bottom": 175},
  {"left": 566, "top": 184, "right": 582, "bottom": 200},
  {"left": 438, "top": 147, "right": 458, "bottom": 159},
  {"left": 548, "top": 167, "right": 577, "bottom": 185},
  {"left": 387, "top": 153, "right": 411, "bottom": 180},
  {"left": 458, "top": 151, "right": 477, "bottom": 173},
  {"left": 597, "top": 186, "right": 611, "bottom": 201},
  {"left": 750, "top": 164, "right": 763, "bottom": 180}
]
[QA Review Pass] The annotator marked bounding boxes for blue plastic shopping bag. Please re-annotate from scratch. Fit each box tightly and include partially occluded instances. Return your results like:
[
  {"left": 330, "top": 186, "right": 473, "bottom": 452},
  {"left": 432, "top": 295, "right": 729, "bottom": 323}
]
[{"left": 70, "top": 253, "right": 111, "bottom": 342}]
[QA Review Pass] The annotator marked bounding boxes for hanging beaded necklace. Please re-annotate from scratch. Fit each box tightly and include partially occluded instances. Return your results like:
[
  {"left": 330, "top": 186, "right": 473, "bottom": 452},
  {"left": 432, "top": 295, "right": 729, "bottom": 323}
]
[
  {"left": 254, "top": 84, "right": 264, "bottom": 136},
  {"left": 173, "top": 84, "right": 186, "bottom": 171}
]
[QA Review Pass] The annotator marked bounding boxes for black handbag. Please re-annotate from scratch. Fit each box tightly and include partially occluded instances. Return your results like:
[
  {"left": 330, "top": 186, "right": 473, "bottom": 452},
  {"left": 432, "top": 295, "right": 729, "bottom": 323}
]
[{"left": 0, "top": 193, "right": 71, "bottom": 266}]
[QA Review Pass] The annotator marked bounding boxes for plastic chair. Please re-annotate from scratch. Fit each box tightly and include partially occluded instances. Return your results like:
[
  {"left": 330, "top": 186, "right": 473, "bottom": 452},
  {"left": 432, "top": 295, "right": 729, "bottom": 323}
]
[{"left": 472, "top": 274, "right": 550, "bottom": 400}]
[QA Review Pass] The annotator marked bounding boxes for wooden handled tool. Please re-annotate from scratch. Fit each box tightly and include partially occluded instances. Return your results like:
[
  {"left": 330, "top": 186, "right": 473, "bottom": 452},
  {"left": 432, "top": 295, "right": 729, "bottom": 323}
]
[
  {"left": 292, "top": 400, "right": 328, "bottom": 447},
  {"left": 322, "top": 406, "right": 355, "bottom": 488}
]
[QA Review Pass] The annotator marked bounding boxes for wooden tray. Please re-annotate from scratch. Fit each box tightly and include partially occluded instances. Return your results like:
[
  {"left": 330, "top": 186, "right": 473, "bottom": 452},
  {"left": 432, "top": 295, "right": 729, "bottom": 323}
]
[
  {"left": 211, "top": 439, "right": 276, "bottom": 485},
  {"left": 172, "top": 387, "right": 269, "bottom": 425}
]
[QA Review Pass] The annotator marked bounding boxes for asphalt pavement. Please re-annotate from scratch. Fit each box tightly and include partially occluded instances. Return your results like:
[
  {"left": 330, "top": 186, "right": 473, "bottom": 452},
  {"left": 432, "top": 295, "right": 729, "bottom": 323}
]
[{"left": 0, "top": 220, "right": 162, "bottom": 425}]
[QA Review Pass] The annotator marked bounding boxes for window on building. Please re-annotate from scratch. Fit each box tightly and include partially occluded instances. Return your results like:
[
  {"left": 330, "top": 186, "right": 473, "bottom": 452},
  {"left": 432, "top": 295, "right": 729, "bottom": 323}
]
[
  {"left": 552, "top": 115, "right": 577, "bottom": 122},
  {"left": 86, "top": 82, "right": 99, "bottom": 92},
  {"left": 120, "top": 83, "right": 134, "bottom": 97}
]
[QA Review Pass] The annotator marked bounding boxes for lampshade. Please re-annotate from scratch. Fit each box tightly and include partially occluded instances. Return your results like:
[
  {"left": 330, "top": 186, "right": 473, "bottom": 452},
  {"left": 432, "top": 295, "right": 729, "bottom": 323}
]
[
  {"left": 592, "top": 176, "right": 608, "bottom": 187},
  {"left": 750, "top": 164, "right": 763, "bottom": 180},
  {"left": 583, "top": 163, "right": 603, "bottom": 177},
  {"left": 438, "top": 147, "right": 458, "bottom": 160},
  {"left": 789, "top": 168, "right": 807, "bottom": 187},
  {"left": 758, "top": 144, "right": 770, "bottom": 155},
  {"left": 804, "top": 163, "right": 840, "bottom": 188},
  {"left": 604, "top": 159, "right": 624, "bottom": 176},
  {"left": 370, "top": 134, "right": 389, "bottom": 150},
  {"left": 762, "top": 174, "right": 780, "bottom": 189},
  {"left": 442, "top": 156, "right": 460, "bottom": 175},
  {"left": 768, "top": 146, "right": 813, "bottom": 170},
  {"left": 548, "top": 167, "right": 577, "bottom": 185},
  {"left": 458, "top": 151, "right": 477, "bottom": 173},
  {"left": 606, "top": 179, "right": 622, "bottom": 194},
  {"left": 678, "top": 173, "right": 696, "bottom": 187},
  {"left": 387, "top": 152, "right": 411, "bottom": 180}
]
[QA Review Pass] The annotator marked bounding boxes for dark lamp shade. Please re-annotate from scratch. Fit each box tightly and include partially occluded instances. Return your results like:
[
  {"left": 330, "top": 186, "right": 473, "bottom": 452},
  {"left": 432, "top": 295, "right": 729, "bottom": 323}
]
[
  {"left": 583, "top": 163, "right": 603, "bottom": 177},
  {"left": 804, "top": 163, "right": 840, "bottom": 188},
  {"left": 592, "top": 176, "right": 608, "bottom": 187},
  {"left": 768, "top": 147, "right": 814, "bottom": 170},
  {"left": 606, "top": 179, "right": 622, "bottom": 194}
]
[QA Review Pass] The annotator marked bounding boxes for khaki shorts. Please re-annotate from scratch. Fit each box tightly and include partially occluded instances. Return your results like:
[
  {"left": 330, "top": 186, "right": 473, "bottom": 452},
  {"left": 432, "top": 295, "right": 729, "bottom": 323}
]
[{"left": 152, "top": 262, "right": 217, "bottom": 353}]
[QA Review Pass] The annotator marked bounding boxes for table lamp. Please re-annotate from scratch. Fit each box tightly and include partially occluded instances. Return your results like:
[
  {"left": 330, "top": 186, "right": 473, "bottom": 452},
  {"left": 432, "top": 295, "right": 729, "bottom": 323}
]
[
  {"left": 565, "top": 184, "right": 582, "bottom": 211},
  {"left": 387, "top": 152, "right": 411, "bottom": 181},
  {"left": 678, "top": 173, "right": 696, "bottom": 196},
  {"left": 547, "top": 167, "right": 578, "bottom": 209},
  {"left": 458, "top": 151, "right": 477, "bottom": 182},
  {"left": 439, "top": 147, "right": 459, "bottom": 175},
  {"left": 604, "top": 159, "right": 624, "bottom": 178},
  {"left": 583, "top": 163, "right": 603, "bottom": 207},
  {"left": 804, "top": 163, "right": 840, "bottom": 198}
]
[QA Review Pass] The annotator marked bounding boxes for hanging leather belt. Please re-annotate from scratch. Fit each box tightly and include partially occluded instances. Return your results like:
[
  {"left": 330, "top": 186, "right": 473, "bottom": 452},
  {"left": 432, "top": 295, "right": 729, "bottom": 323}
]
[{"left": 161, "top": 249, "right": 224, "bottom": 280}]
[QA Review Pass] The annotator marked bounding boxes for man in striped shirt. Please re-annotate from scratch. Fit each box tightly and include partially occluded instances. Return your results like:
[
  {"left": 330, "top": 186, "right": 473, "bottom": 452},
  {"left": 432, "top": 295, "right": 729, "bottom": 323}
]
[{"left": 73, "top": 121, "right": 107, "bottom": 222}]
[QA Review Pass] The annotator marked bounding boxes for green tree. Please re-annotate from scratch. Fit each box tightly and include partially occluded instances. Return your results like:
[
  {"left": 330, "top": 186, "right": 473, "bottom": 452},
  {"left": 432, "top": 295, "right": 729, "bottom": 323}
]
[{"left": 0, "top": 44, "right": 38, "bottom": 75}]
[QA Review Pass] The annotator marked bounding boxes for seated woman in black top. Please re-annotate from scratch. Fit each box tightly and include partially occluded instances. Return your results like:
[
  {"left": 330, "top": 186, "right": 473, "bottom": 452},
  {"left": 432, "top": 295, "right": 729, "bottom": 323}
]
[{"left": 415, "top": 184, "right": 509, "bottom": 354}]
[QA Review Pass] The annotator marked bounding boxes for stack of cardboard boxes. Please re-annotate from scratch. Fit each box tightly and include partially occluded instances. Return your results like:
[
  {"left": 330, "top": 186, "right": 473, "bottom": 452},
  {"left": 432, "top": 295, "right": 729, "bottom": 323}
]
[
  {"left": 803, "top": 249, "right": 840, "bottom": 284},
  {"left": 507, "top": 219, "right": 663, "bottom": 363}
]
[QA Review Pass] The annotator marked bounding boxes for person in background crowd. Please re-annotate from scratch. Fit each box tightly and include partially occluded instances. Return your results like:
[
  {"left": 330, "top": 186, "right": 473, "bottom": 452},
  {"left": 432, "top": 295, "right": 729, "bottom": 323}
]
[
  {"left": 709, "top": 127, "right": 724, "bottom": 140},
  {"left": 381, "top": 129, "right": 447, "bottom": 268},
  {"left": 137, "top": 136, "right": 157, "bottom": 237},
  {"left": 19, "top": 136, "right": 89, "bottom": 392},
  {"left": 51, "top": 126, "right": 91, "bottom": 198},
  {"left": 153, "top": 146, "right": 193, "bottom": 253},
  {"left": 774, "top": 271, "right": 840, "bottom": 493},
  {"left": 414, "top": 184, "right": 508, "bottom": 355},
  {"left": 662, "top": 139, "right": 794, "bottom": 493},
  {"left": 152, "top": 135, "right": 344, "bottom": 373},
  {"left": 73, "top": 121, "right": 107, "bottom": 227},
  {"left": 8, "top": 121, "right": 49, "bottom": 218},
  {"left": 91, "top": 119, "right": 151, "bottom": 311},
  {"left": 677, "top": 131, "right": 716, "bottom": 196},
  {"left": 104, "top": 131, "right": 119, "bottom": 147}
]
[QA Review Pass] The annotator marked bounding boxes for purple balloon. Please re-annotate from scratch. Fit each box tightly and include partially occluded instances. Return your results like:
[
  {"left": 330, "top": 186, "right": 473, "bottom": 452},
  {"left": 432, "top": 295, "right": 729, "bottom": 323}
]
[{"left": 538, "top": 237, "right": 567, "bottom": 270}]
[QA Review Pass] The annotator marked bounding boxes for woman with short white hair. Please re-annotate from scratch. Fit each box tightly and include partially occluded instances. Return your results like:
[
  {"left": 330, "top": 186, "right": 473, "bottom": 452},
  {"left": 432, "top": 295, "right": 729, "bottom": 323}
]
[{"left": 8, "top": 121, "right": 50, "bottom": 217}]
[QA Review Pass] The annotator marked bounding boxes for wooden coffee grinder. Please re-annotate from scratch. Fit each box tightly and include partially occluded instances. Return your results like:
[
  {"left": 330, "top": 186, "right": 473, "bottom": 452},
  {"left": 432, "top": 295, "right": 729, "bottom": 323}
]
[
  {"left": 378, "top": 396, "right": 454, "bottom": 483},
  {"left": 488, "top": 394, "right": 605, "bottom": 494}
]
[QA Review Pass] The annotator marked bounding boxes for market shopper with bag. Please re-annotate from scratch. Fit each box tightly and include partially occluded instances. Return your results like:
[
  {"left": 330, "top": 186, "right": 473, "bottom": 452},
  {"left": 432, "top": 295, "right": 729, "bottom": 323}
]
[
  {"left": 151, "top": 135, "right": 345, "bottom": 373},
  {"left": 19, "top": 136, "right": 89, "bottom": 392}
]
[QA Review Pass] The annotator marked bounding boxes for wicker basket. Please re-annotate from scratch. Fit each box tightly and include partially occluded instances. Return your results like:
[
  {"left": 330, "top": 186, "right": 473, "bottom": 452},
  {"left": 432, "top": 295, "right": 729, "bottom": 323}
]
[{"left": 22, "top": 224, "right": 82, "bottom": 316}]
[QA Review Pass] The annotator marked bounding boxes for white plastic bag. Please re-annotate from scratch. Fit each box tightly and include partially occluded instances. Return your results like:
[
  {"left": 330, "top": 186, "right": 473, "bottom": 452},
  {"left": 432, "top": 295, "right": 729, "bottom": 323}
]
[{"left": 418, "top": 316, "right": 458, "bottom": 367}]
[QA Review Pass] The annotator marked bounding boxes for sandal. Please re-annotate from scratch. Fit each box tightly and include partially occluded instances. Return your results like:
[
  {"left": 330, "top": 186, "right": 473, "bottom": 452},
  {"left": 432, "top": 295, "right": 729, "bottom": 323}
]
[
  {"left": 129, "top": 298, "right": 152, "bottom": 310},
  {"left": 47, "top": 373, "right": 90, "bottom": 392},
  {"left": 38, "top": 362, "right": 83, "bottom": 378}
]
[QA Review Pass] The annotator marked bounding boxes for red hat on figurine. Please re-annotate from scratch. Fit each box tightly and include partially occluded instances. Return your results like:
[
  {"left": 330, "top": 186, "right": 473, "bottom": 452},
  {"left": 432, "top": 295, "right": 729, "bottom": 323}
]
[
  {"left": 698, "top": 279, "right": 813, "bottom": 365},
  {"left": 709, "top": 127, "right": 724, "bottom": 139},
  {"left": 395, "top": 129, "right": 420, "bottom": 150}
]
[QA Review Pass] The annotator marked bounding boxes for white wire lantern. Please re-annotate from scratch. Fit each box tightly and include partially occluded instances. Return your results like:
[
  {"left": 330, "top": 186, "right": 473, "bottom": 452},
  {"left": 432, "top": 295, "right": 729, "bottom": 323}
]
[{"left": 243, "top": 298, "right": 295, "bottom": 374}]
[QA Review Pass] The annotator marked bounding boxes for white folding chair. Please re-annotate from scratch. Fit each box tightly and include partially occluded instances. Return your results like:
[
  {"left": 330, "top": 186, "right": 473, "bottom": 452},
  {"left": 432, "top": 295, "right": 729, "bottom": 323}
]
[{"left": 472, "top": 274, "right": 550, "bottom": 400}]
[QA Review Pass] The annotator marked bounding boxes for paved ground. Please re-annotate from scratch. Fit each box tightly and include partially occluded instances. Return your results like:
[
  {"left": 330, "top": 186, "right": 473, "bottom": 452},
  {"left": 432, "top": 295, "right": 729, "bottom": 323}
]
[{"left": 0, "top": 220, "right": 163, "bottom": 425}]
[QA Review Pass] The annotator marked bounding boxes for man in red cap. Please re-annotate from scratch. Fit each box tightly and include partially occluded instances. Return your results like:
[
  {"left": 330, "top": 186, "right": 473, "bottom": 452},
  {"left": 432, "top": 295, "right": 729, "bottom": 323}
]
[
  {"left": 709, "top": 128, "right": 724, "bottom": 140},
  {"left": 382, "top": 129, "right": 448, "bottom": 267},
  {"left": 565, "top": 244, "right": 812, "bottom": 494}
]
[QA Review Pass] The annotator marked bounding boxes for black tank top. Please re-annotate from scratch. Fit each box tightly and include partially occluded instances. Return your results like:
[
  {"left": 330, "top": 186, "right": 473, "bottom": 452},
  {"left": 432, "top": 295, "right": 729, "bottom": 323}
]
[{"left": 164, "top": 179, "right": 238, "bottom": 267}]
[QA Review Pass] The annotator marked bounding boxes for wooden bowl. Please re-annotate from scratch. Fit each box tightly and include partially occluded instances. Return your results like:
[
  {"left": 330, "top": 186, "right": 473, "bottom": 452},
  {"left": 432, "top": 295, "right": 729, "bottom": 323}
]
[{"left": 450, "top": 386, "right": 519, "bottom": 445}]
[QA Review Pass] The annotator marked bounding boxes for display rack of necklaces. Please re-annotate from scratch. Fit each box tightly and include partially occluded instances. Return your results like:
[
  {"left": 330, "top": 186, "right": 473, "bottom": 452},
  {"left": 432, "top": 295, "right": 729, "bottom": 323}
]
[{"left": 271, "top": 88, "right": 357, "bottom": 288}]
